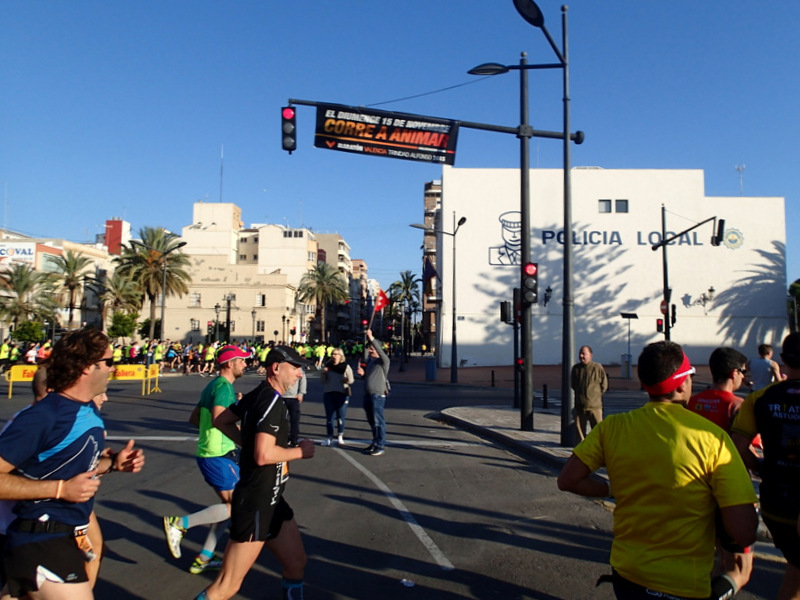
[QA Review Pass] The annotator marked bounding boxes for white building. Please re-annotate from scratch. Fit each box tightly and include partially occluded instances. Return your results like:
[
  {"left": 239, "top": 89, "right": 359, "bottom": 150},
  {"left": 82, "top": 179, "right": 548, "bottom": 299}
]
[{"left": 423, "top": 166, "right": 787, "bottom": 367}]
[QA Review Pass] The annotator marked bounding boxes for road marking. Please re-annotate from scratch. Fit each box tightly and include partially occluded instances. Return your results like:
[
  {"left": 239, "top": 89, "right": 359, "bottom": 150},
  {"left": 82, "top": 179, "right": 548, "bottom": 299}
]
[
  {"left": 107, "top": 436, "right": 477, "bottom": 448},
  {"left": 336, "top": 448, "right": 455, "bottom": 571},
  {"left": 107, "top": 436, "right": 197, "bottom": 442}
]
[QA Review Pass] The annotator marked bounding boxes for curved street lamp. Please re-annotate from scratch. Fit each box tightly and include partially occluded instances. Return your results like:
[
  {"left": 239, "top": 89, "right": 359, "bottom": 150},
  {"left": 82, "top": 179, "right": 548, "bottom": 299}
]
[
  {"left": 465, "top": 1, "right": 578, "bottom": 442},
  {"left": 411, "top": 213, "right": 467, "bottom": 383}
]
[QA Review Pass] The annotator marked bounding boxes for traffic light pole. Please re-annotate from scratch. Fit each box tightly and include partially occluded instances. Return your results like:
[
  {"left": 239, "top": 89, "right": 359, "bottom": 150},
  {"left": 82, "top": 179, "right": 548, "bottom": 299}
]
[{"left": 652, "top": 206, "right": 723, "bottom": 341}]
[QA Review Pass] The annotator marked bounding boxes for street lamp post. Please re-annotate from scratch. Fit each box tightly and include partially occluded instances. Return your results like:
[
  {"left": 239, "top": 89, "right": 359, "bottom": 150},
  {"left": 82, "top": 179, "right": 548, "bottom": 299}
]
[
  {"left": 467, "top": 1, "right": 578, "bottom": 437},
  {"left": 411, "top": 213, "right": 466, "bottom": 383},
  {"left": 214, "top": 303, "right": 220, "bottom": 342},
  {"left": 131, "top": 239, "right": 187, "bottom": 340},
  {"left": 251, "top": 309, "right": 257, "bottom": 342}
]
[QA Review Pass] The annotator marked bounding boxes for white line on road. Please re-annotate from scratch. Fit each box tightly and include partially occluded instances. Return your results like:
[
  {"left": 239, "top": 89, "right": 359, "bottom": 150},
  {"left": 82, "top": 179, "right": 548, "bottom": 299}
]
[
  {"left": 335, "top": 448, "right": 455, "bottom": 571},
  {"left": 107, "top": 436, "right": 197, "bottom": 442},
  {"left": 106, "top": 436, "right": 476, "bottom": 448}
]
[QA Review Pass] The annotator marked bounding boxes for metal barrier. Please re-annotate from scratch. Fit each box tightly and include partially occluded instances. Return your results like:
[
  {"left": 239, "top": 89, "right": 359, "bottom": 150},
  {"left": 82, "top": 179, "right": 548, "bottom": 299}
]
[{"left": 4, "top": 363, "right": 161, "bottom": 399}]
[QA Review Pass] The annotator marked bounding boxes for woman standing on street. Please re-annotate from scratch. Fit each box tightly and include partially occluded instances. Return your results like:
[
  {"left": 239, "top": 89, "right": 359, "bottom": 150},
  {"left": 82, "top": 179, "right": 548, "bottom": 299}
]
[{"left": 321, "top": 348, "right": 354, "bottom": 446}]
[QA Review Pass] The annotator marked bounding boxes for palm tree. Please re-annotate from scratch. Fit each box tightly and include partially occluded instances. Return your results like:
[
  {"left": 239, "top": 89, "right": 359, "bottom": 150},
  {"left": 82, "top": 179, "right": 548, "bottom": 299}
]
[
  {"left": 86, "top": 270, "right": 143, "bottom": 331},
  {"left": 389, "top": 270, "right": 421, "bottom": 355},
  {"left": 0, "top": 263, "right": 60, "bottom": 331},
  {"left": 297, "top": 262, "right": 349, "bottom": 343},
  {"left": 48, "top": 250, "right": 94, "bottom": 330},
  {"left": 114, "top": 227, "right": 191, "bottom": 340}
]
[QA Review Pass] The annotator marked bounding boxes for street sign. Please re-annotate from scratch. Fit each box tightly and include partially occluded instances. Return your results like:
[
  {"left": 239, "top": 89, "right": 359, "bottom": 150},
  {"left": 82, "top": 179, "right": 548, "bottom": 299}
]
[
  {"left": 660, "top": 300, "right": 668, "bottom": 315},
  {"left": 314, "top": 103, "right": 459, "bottom": 165}
]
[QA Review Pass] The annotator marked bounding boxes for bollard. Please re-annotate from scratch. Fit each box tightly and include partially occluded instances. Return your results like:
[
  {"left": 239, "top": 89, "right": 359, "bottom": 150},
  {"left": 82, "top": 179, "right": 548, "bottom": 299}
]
[
  {"left": 542, "top": 384, "right": 548, "bottom": 409},
  {"left": 491, "top": 370, "right": 495, "bottom": 387}
]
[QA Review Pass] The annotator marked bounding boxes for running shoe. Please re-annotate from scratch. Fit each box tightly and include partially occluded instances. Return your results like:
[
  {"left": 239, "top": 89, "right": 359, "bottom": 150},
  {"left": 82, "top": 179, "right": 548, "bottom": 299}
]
[
  {"left": 337, "top": 435, "right": 346, "bottom": 445},
  {"left": 362, "top": 444, "right": 375, "bottom": 454},
  {"left": 369, "top": 448, "right": 385, "bottom": 456},
  {"left": 189, "top": 554, "right": 223, "bottom": 574},
  {"left": 163, "top": 516, "right": 186, "bottom": 559}
]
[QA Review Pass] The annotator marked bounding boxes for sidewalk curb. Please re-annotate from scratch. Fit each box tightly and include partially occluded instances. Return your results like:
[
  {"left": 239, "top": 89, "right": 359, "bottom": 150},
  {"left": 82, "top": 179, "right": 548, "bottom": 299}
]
[{"left": 435, "top": 408, "right": 571, "bottom": 470}]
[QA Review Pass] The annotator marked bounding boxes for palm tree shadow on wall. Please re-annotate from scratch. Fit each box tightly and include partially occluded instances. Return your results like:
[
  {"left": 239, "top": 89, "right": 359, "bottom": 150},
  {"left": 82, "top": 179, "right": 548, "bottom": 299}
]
[
  {"left": 712, "top": 241, "right": 787, "bottom": 346},
  {"left": 466, "top": 221, "right": 659, "bottom": 364}
]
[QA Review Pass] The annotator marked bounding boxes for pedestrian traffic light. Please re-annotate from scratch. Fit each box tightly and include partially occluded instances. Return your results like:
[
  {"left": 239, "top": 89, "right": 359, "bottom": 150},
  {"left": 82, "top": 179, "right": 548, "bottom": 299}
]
[
  {"left": 515, "top": 357, "right": 525, "bottom": 372},
  {"left": 670, "top": 304, "right": 677, "bottom": 327},
  {"left": 290, "top": 328, "right": 296, "bottom": 336},
  {"left": 656, "top": 318, "right": 664, "bottom": 333},
  {"left": 281, "top": 106, "right": 297, "bottom": 153},
  {"left": 521, "top": 263, "right": 538, "bottom": 305},
  {"left": 361, "top": 319, "right": 368, "bottom": 327}
]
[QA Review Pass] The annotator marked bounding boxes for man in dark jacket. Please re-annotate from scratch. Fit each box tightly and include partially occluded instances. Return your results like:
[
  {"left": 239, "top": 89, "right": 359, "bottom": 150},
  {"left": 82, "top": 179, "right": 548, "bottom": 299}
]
[{"left": 357, "top": 329, "right": 390, "bottom": 456}]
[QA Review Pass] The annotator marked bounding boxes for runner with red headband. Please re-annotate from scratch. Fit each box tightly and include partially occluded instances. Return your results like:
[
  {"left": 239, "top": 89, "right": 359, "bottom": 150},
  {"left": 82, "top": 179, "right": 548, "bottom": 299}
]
[{"left": 558, "top": 340, "right": 757, "bottom": 600}]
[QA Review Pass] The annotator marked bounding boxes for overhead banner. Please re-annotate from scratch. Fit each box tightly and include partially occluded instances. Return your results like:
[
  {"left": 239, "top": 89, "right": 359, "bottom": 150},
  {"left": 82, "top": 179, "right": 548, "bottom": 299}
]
[{"left": 314, "top": 103, "right": 458, "bottom": 165}]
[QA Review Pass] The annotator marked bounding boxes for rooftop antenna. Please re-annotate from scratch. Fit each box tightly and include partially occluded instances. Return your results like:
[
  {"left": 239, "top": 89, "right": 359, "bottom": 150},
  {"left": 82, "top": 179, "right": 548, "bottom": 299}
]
[
  {"left": 735, "top": 164, "right": 746, "bottom": 196},
  {"left": 219, "top": 145, "right": 224, "bottom": 202},
  {"left": 298, "top": 198, "right": 304, "bottom": 228}
]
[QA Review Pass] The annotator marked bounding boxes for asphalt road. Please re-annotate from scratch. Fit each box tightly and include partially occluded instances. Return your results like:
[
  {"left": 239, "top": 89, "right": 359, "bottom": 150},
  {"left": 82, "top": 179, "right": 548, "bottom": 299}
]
[{"left": 0, "top": 372, "right": 787, "bottom": 599}]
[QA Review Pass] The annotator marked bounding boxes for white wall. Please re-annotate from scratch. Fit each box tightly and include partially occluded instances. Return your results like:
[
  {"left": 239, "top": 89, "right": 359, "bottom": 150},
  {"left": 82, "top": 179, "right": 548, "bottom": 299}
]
[{"left": 435, "top": 166, "right": 787, "bottom": 367}]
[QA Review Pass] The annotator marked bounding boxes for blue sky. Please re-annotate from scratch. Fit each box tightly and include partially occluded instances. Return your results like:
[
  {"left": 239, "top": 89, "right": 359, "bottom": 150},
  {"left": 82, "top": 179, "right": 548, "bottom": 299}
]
[{"left": 2, "top": 1, "right": 798, "bottom": 290}]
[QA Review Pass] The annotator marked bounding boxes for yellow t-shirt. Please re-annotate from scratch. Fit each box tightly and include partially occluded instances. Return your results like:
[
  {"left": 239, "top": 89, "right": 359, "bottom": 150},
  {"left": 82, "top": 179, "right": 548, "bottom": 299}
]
[{"left": 574, "top": 402, "right": 757, "bottom": 598}]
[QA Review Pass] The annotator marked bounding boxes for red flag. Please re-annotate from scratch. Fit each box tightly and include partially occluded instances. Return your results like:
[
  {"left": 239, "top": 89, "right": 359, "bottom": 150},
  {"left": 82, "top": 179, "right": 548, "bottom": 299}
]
[{"left": 374, "top": 289, "right": 389, "bottom": 313}]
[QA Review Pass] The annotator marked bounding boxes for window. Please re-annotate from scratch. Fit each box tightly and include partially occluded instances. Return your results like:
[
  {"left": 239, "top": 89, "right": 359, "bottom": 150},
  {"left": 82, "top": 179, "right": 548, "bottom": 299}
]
[
  {"left": 189, "top": 293, "right": 202, "bottom": 307},
  {"left": 283, "top": 231, "right": 291, "bottom": 238},
  {"left": 229, "top": 321, "right": 236, "bottom": 332},
  {"left": 308, "top": 252, "right": 316, "bottom": 262},
  {"left": 239, "top": 254, "right": 246, "bottom": 260},
  {"left": 256, "top": 320, "right": 265, "bottom": 332},
  {"left": 240, "top": 237, "right": 247, "bottom": 243},
  {"left": 293, "top": 231, "right": 303, "bottom": 238},
  {"left": 256, "top": 293, "right": 266, "bottom": 307},
  {"left": 615, "top": 199, "right": 629, "bottom": 213},
  {"left": 598, "top": 199, "right": 612, "bottom": 213},
  {"left": 190, "top": 319, "right": 200, "bottom": 332},
  {"left": 253, "top": 254, "right": 258, "bottom": 260}
]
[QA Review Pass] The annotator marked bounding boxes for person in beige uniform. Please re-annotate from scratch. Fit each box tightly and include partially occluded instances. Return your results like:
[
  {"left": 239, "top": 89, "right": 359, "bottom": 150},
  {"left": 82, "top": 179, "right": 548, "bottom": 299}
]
[{"left": 570, "top": 345, "right": 608, "bottom": 440}]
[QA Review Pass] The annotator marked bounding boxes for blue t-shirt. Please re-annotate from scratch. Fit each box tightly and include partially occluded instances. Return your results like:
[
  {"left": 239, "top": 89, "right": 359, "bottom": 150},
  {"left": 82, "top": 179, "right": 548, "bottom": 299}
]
[{"left": 0, "top": 392, "right": 105, "bottom": 537}]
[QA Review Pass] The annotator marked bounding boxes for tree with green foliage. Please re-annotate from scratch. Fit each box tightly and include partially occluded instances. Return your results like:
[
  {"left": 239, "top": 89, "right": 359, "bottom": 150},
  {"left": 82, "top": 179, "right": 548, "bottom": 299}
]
[
  {"left": 789, "top": 279, "right": 800, "bottom": 332},
  {"left": 11, "top": 320, "right": 45, "bottom": 344},
  {"left": 107, "top": 311, "right": 139, "bottom": 342},
  {"left": 0, "top": 263, "right": 60, "bottom": 331},
  {"left": 389, "top": 270, "right": 421, "bottom": 354},
  {"left": 48, "top": 250, "right": 94, "bottom": 330},
  {"left": 87, "top": 270, "right": 143, "bottom": 332},
  {"left": 297, "top": 262, "right": 349, "bottom": 343},
  {"left": 114, "top": 227, "right": 191, "bottom": 340}
]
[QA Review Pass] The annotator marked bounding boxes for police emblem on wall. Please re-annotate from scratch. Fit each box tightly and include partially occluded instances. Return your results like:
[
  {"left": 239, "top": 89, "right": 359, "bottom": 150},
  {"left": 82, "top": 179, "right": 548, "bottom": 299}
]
[
  {"left": 488, "top": 211, "right": 522, "bottom": 265},
  {"left": 722, "top": 228, "right": 744, "bottom": 250}
]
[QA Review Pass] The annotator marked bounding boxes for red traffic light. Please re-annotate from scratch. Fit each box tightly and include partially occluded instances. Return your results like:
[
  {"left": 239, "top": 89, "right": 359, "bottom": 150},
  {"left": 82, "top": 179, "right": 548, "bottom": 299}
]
[
  {"left": 282, "top": 106, "right": 296, "bottom": 120},
  {"left": 523, "top": 263, "right": 538, "bottom": 277}
]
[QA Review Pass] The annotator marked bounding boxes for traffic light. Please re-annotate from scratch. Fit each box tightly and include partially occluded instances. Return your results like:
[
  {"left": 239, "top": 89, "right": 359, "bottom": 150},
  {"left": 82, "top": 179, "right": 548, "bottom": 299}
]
[
  {"left": 207, "top": 323, "right": 214, "bottom": 335},
  {"left": 656, "top": 318, "right": 664, "bottom": 333},
  {"left": 500, "top": 301, "right": 512, "bottom": 324},
  {"left": 281, "top": 106, "right": 297, "bottom": 153},
  {"left": 515, "top": 356, "right": 525, "bottom": 372},
  {"left": 521, "top": 263, "right": 538, "bottom": 305},
  {"left": 671, "top": 304, "right": 677, "bottom": 327},
  {"left": 290, "top": 327, "right": 296, "bottom": 336}
]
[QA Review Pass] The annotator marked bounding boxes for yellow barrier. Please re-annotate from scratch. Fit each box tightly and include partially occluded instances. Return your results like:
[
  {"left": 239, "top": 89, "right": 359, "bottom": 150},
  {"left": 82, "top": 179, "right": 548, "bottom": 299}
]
[
  {"left": 3, "top": 363, "right": 162, "bottom": 399},
  {"left": 4, "top": 365, "right": 38, "bottom": 399},
  {"left": 147, "top": 364, "right": 161, "bottom": 394}
]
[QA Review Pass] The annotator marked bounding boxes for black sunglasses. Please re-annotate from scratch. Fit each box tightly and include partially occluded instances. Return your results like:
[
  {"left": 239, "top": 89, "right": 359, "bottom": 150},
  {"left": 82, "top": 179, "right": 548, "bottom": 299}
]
[{"left": 96, "top": 357, "right": 115, "bottom": 368}]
